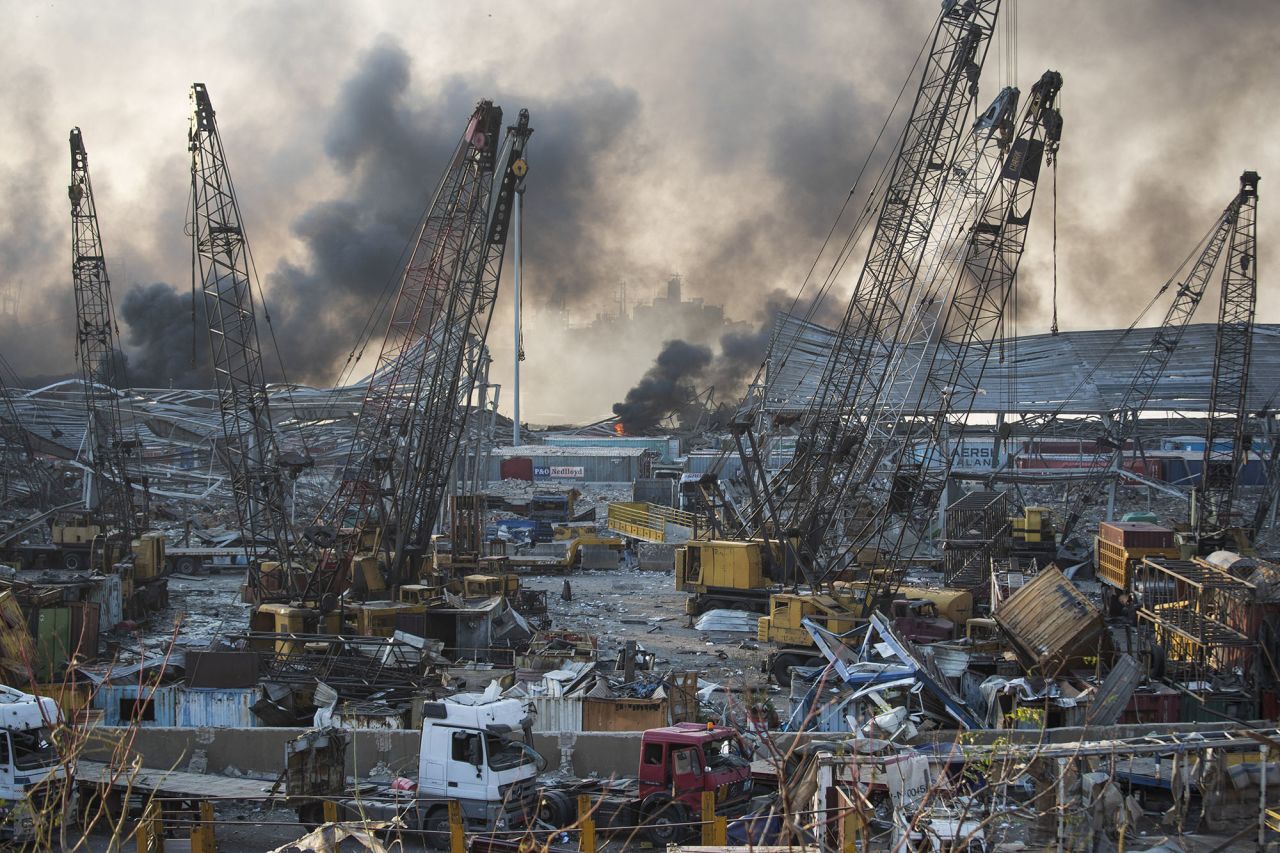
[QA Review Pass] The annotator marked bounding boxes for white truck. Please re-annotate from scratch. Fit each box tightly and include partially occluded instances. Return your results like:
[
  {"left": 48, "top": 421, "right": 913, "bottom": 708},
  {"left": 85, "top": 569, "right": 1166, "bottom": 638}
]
[
  {"left": 289, "top": 695, "right": 544, "bottom": 848},
  {"left": 0, "top": 685, "right": 68, "bottom": 842}
]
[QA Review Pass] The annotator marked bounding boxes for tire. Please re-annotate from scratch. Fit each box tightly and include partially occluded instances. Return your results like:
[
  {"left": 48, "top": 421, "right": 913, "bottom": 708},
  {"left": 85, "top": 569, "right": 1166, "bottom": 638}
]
[
  {"left": 769, "top": 653, "right": 804, "bottom": 686},
  {"left": 537, "top": 789, "right": 573, "bottom": 828},
  {"left": 175, "top": 556, "right": 198, "bottom": 574},
  {"left": 423, "top": 807, "right": 452, "bottom": 851},
  {"left": 62, "top": 551, "right": 83, "bottom": 571},
  {"left": 644, "top": 798, "right": 692, "bottom": 846}
]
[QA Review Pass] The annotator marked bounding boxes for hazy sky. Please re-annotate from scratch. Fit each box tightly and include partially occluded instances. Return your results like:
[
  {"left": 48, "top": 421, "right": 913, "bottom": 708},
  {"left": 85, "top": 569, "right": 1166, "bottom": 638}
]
[{"left": 3, "top": 0, "right": 1277, "bottom": 423}]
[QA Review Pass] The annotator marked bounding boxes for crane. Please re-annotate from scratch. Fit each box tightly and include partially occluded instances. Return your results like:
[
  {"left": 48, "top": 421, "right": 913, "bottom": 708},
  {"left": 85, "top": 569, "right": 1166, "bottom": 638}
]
[
  {"left": 189, "top": 83, "right": 304, "bottom": 599},
  {"left": 853, "top": 70, "right": 1063, "bottom": 606},
  {"left": 1198, "top": 171, "right": 1260, "bottom": 545},
  {"left": 68, "top": 128, "right": 143, "bottom": 549},
  {"left": 765, "top": 0, "right": 1002, "bottom": 589},
  {"left": 1052, "top": 173, "right": 1257, "bottom": 545},
  {"left": 306, "top": 102, "right": 531, "bottom": 603}
]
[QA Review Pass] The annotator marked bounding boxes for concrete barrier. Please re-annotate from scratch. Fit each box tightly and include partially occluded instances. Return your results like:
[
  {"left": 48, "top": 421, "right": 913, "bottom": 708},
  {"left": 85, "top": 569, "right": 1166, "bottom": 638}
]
[{"left": 79, "top": 727, "right": 647, "bottom": 782}]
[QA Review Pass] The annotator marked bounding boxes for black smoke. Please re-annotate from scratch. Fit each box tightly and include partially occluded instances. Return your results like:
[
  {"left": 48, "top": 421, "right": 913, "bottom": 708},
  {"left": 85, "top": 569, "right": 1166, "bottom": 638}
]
[
  {"left": 119, "top": 283, "right": 210, "bottom": 388},
  {"left": 612, "top": 339, "right": 713, "bottom": 433},
  {"left": 256, "top": 42, "right": 642, "bottom": 386}
]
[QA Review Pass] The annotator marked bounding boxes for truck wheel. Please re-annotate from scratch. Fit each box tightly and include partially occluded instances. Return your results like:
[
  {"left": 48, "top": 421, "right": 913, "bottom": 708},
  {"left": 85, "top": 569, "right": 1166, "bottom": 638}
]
[
  {"left": 175, "top": 556, "right": 198, "bottom": 574},
  {"left": 769, "top": 653, "right": 804, "bottom": 686},
  {"left": 62, "top": 551, "right": 83, "bottom": 571},
  {"left": 537, "top": 789, "right": 573, "bottom": 828},
  {"left": 644, "top": 798, "right": 692, "bottom": 845},
  {"left": 423, "top": 807, "right": 451, "bottom": 851}
]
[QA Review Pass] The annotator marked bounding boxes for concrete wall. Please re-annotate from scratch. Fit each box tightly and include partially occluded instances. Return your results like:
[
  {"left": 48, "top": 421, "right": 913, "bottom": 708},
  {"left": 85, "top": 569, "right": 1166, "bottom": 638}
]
[{"left": 80, "top": 727, "right": 646, "bottom": 782}]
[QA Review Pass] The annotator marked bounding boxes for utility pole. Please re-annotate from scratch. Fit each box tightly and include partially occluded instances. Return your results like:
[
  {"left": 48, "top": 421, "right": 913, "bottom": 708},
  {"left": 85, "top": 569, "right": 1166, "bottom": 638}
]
[{"left": 512, "top": 185, "right": 524, "bottom": 447}]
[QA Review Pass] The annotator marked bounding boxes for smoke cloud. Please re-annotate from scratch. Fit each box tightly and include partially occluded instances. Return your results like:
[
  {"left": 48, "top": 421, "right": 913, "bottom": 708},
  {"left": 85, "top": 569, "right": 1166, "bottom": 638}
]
[
  {"left": 612, "top": 340, "right": 713, "bottom": 433},
  {"left": 0, "top": 1, "right": 1277, "bottom": 426}
]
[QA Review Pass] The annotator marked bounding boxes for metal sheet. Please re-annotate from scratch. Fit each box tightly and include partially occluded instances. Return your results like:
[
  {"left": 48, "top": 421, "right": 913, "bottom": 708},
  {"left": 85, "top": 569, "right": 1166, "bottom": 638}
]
[
  {"left": 176, "top": 687, "right": 259, "bottom": 728},
  {"left": 92, "top": 684, "right": 178, "bottom": 727},
  {"left": 526, "top": 696, "right": 583, "bottom": 732},
  {"left": 1084, "top": 654, "right": 1142, "bottom": 727},
  {"left": 764, "top": 315, "right": 1280, "bottom": 415},
  {"left": 993, "top": 568, "right": 1103, "bottom": 671}
]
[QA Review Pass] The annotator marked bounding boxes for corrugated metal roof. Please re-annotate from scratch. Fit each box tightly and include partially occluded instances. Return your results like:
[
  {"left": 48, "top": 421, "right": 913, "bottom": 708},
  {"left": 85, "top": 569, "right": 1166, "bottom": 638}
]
[
  {"left": 491, "top": 445, "right": 651, "bottom": 458},
  {"left": 764, "top": 315, "right": 1280, "bottom": 415}
]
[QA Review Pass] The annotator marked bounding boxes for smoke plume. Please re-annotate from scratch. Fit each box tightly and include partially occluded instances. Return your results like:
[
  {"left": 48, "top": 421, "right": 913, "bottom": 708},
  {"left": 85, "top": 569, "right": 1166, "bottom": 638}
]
[{"left": 612, "top": 340, "right": 713, "bottom": 433}]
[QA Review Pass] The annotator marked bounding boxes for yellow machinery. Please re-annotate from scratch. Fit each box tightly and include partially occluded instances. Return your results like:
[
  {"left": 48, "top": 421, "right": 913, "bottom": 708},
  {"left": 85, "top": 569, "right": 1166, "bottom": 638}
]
[
  {"left": 399, "top": 582, "right": 447, "bottom": 606},
  {"left": 1094, "top": 521, "right": 1180, "bottom": 602},
  {"left": 51, "top": 521, "right": 102, "bottom": 547},
  {"left": 675, "top": 540, "right": 776, "bottom": 614},
  {"left": 1010, "top": 506, "right": 1057, "bottom": 560},
  {"left": 757, "top": 593, "right": 860, "bottom": 647},
  {"left": 830, "top": 581, "right": 973, "bottom": 625},
  {"left": 131, "top": 531, "right": 166, "bottom": 582},
  {"left": 758, "top": 584, "right": 976, "bottom": 684},
  {"left": 462, "top": 574, "right": 519, "bottom": 598},
  {"left": 249, "top": 604, "right": 342, "bottom": 654},
  {"left": 343, "top": 601, "right": 426, "bottom": 638}
]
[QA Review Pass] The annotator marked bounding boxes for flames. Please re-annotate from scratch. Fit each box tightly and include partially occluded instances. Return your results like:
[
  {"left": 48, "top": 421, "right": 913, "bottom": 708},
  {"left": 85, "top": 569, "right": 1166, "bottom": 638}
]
[{"left": 613, "top": 422, "right": 625, "bottom": 436}]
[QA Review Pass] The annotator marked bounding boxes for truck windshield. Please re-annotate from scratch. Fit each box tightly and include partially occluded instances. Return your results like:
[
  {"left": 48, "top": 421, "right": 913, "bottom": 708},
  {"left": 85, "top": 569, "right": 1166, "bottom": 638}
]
[
  {"left": 705, "top": 737, "right": 750, "bottom": 771},
  {"left": 12, "top": 728, "right": 58, "bottom": 771},
  {"left": 485, "top": 734, "right": 539, "bottom": 772}
]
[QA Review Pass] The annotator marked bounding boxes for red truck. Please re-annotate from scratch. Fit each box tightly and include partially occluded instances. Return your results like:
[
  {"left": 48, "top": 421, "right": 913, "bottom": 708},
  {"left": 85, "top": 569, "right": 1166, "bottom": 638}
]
[{"left": 534, "top": 722, "right": 756, "bottom": 844}]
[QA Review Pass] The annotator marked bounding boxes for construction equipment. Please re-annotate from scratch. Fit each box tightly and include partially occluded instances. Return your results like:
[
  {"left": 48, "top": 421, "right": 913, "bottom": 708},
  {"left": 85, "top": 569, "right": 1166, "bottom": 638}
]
[
  {"left": 189, "top": 83, "right": 309, "bottom": 602},
  {"left": 843, "top": 68, "right": 1064, "bottom": 609},
  {"left": 1053, "top": 173, "right": 1260, "bottom": 554},
  {"left": 1197, "top": 172, "right": 1261, "bottom": 550},
  {"left": 67, "top": 128, "right": 147, "bottom": 575},
  {"left": 68, "top": 128, "right": 171, "bottom": 616},
  {"left": 681, "top": 5, "right": 1010, "bottom": 628},
  {"left": 755, "top": 1, "right": 1003, "bottom": 592},
  {"left": 674, "top": 539, "right": 780, "bottom": 614},
  {"left": 311, "top": 101, "right": 532, "bottom": 610}
]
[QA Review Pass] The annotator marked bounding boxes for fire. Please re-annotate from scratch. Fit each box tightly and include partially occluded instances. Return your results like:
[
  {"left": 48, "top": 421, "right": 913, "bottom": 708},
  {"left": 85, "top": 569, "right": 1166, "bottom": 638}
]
[{"left": 613, "top": 422, "right": 625, "bottom": 436}]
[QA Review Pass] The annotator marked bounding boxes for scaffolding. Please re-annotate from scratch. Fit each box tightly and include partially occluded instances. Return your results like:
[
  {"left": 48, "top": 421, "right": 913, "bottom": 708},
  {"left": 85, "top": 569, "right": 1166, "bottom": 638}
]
[{"left": 1135, "top": 556, "right": 1257, "bottom": 686}]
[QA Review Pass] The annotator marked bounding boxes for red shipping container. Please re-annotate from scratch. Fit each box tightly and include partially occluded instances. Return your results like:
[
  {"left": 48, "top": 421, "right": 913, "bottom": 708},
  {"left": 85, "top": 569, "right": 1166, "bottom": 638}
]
[
  {"left": 1098, "top": 521, "right": 1174, "bottom": 549},
  {"left": 1120, "top": 688, "right": 1181, "bottom": 724},
  {"left": 499, "top": 457, "right": 534, "bottom": 481}
]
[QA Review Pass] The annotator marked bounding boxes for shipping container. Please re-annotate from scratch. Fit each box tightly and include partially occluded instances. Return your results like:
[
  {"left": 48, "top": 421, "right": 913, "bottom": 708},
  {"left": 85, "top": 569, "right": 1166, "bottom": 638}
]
[
  {"left": 1098, "top": 522, "right": 1175, "bottom": 550},
  {"left": 92, "top": 683, "right": 178, "bottom": 727},
  {"left": 992, "top": 568, "right": 1103, "bottom": 672},
  {"left": 175, "top": 687, "right": 260, "bottom": 728},
  {"left": 89, "top": 574, "right": 123, "bottom": 630}
]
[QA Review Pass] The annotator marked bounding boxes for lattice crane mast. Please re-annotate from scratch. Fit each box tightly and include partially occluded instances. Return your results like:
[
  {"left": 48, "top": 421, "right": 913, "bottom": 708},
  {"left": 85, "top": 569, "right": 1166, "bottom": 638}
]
[
  {"left": 773, "top": 0, "right": 1001, "bottom": 588},
  {"left": 393, "top": 110, "right": 530, "bottom": 568},
  {"left": 68, "top": 127, "right": 142, "bottom": 540},
  {"left": 308, "top": 103, "right": 531, "bottom": 602},
  {"left": 189, "top": 84, "right": 300, "bottom": 596},
  {"left": 1199, "top": 171, "right": 1260, "bottom": 542},
  {"left": 1055, "top": 174, "right": 1256, "bottom": 543},
  {"left": 854, "top": 71, "right": 1062, "bottom": 607}
]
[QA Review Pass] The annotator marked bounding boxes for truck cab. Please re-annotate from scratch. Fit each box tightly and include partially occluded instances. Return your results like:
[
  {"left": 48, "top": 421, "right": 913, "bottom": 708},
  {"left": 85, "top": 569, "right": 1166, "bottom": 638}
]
[
  {"left": 416, "top": 697, "right": 543, "bottom": 836},
  {"left": 637, "top": 723, "right": 753, "bottom": 822},
  {"left": 0, "top": 686, "right": 66, "bottom": 842}
]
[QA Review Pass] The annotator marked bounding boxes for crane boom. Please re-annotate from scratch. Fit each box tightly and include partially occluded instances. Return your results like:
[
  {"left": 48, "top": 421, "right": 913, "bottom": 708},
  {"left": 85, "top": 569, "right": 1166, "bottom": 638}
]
[
  {"left": 1200, "top": 171, "right": 1260, "bottom": 537},
  {"left": 1056, "top": 175, "right": 1254, "bottom": 542},
  {"left": 69, "top": 127, "right": 140, "bottom": 538},
  {"left": 310, "top": 102, "right": 530, "bottom": 599},
  {"left": 855, "top": 70, "right": 1062, "bottom": 599},
  {"left": 780, "top": 0, "right": 1001, "bottom": 586},
  {"left": 188, "top": 83, "right": 297, "bottom": 591}
]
